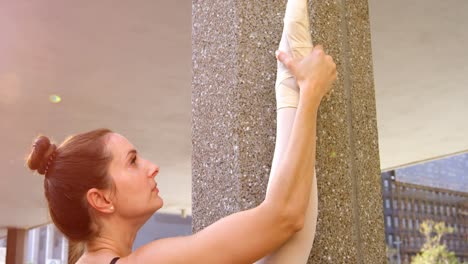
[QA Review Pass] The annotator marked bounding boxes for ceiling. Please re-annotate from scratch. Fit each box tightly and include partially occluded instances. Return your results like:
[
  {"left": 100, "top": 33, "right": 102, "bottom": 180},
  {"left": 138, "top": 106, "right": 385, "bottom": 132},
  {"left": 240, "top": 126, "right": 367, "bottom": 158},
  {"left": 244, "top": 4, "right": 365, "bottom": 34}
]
[
  {"left": 1, "top": 0, "right": 467, "bottom": 231},
  {"left": 369, "top": 0, "right": 468, "bottom": 170},
  {"left": 0, "top": 0, "right": 191, "bottom": 229}
]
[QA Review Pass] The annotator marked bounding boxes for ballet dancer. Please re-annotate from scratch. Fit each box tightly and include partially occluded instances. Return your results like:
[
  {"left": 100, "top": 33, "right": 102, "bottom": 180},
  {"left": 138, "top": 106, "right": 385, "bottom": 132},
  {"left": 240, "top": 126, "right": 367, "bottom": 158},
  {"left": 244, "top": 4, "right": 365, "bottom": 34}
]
[{"left": 25, "top": 1, "right": 335, "bottom": 263}]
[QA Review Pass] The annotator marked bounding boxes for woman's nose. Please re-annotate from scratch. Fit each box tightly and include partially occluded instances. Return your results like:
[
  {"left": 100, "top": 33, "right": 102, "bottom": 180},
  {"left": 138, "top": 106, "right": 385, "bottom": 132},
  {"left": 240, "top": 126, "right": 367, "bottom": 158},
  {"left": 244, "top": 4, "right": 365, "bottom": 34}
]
[{"left": 149, "top": 164, "right": 159, "bottom": 178}]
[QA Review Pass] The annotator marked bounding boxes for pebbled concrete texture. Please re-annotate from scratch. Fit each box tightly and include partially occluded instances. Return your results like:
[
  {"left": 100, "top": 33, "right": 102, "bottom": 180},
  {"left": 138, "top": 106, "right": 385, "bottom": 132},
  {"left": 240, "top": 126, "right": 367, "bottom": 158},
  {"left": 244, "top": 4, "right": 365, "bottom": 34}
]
[{"left": 192, "top": 0, "right": 386, "bottom": 263}]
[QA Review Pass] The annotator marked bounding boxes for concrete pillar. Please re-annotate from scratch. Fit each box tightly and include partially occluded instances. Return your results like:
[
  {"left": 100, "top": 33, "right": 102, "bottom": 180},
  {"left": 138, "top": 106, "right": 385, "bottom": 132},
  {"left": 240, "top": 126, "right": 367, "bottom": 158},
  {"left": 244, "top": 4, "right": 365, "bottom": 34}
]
[
  {"left": 5, "top": 228, "right": 26, "bottom": 264},
  {"left": 192, "top": 0, "right": 386, "bottom": 263}
]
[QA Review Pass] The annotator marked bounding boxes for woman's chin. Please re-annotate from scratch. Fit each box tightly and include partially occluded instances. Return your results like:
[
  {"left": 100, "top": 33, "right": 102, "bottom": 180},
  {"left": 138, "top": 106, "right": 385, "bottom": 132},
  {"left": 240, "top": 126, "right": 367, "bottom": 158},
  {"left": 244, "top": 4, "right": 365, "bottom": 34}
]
[{"left": 154, "top": 196, "right": 164, "bottom": 210}]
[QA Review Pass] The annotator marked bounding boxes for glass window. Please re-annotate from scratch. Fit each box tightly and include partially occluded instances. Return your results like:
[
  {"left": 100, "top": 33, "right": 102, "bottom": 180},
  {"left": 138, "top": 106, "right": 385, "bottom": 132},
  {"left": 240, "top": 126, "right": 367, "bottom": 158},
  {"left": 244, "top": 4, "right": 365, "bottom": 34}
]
[
  {"left": 409, "top": 219, "right": 413, "bottom": 230},
  {"left": 384, "top": 180, "right": 389, "bottom": 190},
  {"left": 394, "top": 217, "right": 399, "bottom": 228},
  {"left": 393, "top": 200, "right": 398, "bottom": 209},
  {"left": 385, "top": 199, "right": 391, "bottom": 209},
  {"left": 38, "top": 227, "right": 46, "bottom": 261},
  {"left": 387, "top": 216, "right": 392, "bottom": 228},
  {"left": 25, "top": 224, "right": 68, "bottom": 264},
  {"left": 0, "top": 236, "right": 6, "bottom": 264}
]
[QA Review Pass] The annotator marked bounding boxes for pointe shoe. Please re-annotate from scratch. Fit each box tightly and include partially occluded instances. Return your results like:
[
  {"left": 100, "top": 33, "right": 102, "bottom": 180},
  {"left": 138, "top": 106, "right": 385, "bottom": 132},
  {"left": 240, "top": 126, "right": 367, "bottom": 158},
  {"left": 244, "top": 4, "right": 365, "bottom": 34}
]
[
  {"left": 275, "top": 0, "right": 313, "bottom": 109},
  {"left": 284, "top": 0, "right": 313, "bottom": 58}
]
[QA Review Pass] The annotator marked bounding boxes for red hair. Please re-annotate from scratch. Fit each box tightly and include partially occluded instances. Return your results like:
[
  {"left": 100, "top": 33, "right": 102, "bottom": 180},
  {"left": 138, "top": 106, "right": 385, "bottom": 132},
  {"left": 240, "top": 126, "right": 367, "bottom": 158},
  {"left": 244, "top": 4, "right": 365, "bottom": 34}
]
[{"left": 26, "top": 128, "right": 114, "bottom": 262}]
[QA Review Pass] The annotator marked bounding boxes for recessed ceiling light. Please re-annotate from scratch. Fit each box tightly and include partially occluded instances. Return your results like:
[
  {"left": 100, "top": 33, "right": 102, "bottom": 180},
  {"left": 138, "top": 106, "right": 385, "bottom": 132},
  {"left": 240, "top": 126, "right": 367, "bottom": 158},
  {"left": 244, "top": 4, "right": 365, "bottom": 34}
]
[{"left": 49, "top": 94, "right": 61, "bottom": 103}]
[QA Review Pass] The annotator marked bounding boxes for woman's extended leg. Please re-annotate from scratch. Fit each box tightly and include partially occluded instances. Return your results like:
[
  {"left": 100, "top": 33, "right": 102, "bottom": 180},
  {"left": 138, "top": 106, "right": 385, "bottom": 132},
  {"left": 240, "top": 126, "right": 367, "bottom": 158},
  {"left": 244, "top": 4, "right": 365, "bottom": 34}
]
[{"left": 256, "top": 0, "right": 317, "bottom": 263}]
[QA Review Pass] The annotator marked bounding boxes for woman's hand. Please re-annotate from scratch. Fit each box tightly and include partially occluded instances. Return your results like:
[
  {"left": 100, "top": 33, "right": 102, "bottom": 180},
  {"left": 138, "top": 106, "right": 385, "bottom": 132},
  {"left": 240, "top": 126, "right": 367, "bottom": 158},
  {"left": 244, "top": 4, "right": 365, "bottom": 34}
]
[{"left": 276, "top": 45, "right": 337, "bottom": 105}]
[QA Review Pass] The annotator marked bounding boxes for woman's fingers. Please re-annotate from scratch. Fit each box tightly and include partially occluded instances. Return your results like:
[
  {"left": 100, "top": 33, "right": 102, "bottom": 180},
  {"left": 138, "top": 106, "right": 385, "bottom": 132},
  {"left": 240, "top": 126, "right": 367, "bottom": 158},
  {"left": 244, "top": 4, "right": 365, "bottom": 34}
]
[
  {"left": 276, "top": 45, "right": 338, "bottom": 103},
  {"left": 276, "top": 50, "right": 297, "bottom": 75},
  {"left": 313, "top": 45, "right": 324, "bottom": 54}
]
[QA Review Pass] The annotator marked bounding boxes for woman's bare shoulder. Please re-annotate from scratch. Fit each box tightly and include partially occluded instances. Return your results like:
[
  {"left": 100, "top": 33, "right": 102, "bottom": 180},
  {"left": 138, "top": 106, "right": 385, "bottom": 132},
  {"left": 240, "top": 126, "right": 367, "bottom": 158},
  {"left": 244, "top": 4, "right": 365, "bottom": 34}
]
[
  {"left": 76, "top": 253, "right": 121, "bottom": 264},
  {"left": 124, "top": 236, "right": 194, "bottom": 264}
]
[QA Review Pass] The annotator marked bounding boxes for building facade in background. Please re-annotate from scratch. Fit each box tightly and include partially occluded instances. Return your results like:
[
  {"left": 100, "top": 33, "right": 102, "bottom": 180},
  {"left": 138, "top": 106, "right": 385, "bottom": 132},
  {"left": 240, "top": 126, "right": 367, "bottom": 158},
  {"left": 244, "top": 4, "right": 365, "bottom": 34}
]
[
  {"left": 5, "top": 212, "right": 191, "bottom": 264},
  {"left": 382, "top": 170, "right": 468, "bottom": 263},
  {"left": 25, "top": 224, "right": 68, "bottom": 264},
  {"left": 0, "top": 237, "right": 6, "bottom": 264}
]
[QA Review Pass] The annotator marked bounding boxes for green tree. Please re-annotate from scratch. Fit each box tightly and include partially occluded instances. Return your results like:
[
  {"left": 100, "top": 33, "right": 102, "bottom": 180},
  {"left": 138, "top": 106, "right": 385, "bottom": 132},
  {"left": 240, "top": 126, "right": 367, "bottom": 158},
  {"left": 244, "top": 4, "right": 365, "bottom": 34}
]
[
  {"left": 411, "top": 220, "right": 459, "bottom": 264},
  {"left": 386, "top": 245, "right": 398, "bottom": 264}
]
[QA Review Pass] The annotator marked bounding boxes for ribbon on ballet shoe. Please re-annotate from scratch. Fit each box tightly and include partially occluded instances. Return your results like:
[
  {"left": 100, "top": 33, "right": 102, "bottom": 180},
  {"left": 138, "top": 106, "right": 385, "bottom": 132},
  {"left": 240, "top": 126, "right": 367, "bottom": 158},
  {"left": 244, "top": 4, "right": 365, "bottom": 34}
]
[
  {"left": 285, "top": 21, "right": 313, "bottom": 59},
  {"left": 275, "top": 77, "right": 300, "bottom": 110}
]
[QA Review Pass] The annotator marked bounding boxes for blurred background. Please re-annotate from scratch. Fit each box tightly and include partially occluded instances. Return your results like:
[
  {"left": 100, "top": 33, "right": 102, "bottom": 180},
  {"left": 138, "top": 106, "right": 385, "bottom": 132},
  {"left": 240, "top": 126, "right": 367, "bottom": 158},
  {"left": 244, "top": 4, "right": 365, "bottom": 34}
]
[
  {"left": 0, "top": 0, "right": 466, "bottom": 263},
  {"left": 369, "top": 0, "right": 468, "bottom": 263},
  {"left": 0, "top": 0, "right": 191, "bottom": 263}
]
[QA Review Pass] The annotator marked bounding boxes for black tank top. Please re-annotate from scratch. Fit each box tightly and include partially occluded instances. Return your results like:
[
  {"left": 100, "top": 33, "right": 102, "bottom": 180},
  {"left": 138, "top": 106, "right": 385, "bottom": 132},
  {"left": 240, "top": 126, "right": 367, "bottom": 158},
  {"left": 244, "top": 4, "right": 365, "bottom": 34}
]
[{"left": 110, "top": 257, "right": 120, "bottom": 264}]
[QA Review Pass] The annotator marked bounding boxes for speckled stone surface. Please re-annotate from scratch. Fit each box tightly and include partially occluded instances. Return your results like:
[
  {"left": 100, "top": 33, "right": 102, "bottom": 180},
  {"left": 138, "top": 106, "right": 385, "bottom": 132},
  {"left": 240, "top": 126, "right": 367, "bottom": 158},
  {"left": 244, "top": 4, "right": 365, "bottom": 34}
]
[{"left": 192, "top": 0, "right": 386, "bottom": 263}]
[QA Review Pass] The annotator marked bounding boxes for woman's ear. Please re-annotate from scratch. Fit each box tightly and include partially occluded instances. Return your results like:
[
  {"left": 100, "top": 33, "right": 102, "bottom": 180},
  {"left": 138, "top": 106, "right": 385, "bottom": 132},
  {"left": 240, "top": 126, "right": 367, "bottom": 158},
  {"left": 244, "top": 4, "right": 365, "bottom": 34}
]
[{"left": 86, "top": 188, "right": 114, "bottom": 214}]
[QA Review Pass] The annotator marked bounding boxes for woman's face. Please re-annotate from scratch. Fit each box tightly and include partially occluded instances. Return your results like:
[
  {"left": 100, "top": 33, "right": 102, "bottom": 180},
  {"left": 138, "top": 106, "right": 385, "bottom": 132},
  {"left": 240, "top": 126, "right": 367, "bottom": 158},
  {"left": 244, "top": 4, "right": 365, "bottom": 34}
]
[{"left": 106, "top": 133, "right": 163, "bottom": 219}]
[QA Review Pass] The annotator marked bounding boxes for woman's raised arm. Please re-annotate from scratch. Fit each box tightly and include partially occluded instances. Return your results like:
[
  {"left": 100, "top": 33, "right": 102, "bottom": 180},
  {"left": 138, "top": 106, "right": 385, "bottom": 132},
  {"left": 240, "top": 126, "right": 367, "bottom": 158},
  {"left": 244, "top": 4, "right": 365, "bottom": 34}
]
[{"left": 123, "top": 46, "right": 336, "bottom": 264}]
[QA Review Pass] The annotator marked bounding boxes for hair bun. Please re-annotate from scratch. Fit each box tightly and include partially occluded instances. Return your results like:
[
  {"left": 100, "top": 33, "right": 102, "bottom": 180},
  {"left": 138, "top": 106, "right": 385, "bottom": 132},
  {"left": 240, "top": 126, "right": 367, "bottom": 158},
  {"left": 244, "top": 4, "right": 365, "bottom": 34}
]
[{"left": 27, "top": 135, "right": 57, "bottom": 175}]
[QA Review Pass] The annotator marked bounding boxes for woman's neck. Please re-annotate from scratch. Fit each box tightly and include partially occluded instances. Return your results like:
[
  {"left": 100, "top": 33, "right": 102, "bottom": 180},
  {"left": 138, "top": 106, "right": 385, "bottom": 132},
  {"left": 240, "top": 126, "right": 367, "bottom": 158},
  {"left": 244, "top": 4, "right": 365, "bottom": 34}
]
[{"left": 86, "top": 218, "right": 140, "bottom": 257}]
